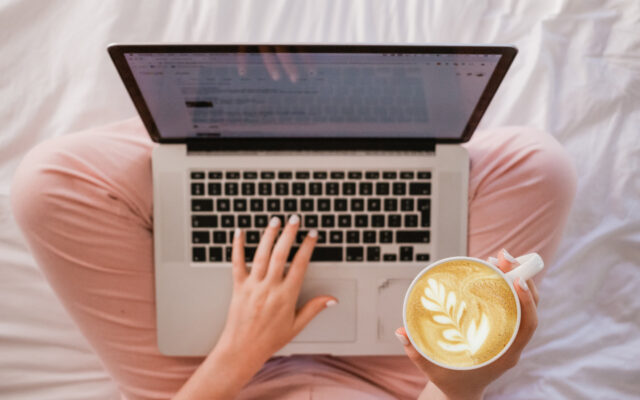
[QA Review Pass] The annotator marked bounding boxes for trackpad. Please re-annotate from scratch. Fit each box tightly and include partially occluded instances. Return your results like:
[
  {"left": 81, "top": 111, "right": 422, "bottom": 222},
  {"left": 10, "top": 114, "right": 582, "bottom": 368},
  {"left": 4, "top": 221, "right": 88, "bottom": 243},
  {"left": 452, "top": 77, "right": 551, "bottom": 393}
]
[{"left": 292, "top": 278, "right": 357, "bottom": 342}]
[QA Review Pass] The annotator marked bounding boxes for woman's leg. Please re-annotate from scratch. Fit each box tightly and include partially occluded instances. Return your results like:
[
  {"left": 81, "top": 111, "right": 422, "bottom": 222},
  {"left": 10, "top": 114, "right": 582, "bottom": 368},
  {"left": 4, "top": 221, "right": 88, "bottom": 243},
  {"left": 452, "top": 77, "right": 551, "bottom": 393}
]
[{"left": 328, "top": 126, "right": 577, "bottom": 399}]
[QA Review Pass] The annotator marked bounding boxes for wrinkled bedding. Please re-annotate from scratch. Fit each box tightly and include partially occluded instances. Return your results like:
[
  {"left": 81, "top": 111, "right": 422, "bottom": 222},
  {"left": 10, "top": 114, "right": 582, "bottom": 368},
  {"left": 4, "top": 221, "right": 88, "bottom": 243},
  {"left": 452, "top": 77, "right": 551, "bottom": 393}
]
[{"left": 1, "top": 0, "right": 638, "bottom": 398}]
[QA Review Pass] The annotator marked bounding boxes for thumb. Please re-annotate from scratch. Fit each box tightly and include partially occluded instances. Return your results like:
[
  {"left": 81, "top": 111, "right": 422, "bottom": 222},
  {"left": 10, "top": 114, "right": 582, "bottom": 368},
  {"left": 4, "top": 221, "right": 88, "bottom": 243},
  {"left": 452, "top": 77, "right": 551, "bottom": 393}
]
[
  {"left": 395, "top": 327, "right": 435, "bottom": 375},
  {"left": 293, "top": 296, "right": 337, "bottom": 334}
]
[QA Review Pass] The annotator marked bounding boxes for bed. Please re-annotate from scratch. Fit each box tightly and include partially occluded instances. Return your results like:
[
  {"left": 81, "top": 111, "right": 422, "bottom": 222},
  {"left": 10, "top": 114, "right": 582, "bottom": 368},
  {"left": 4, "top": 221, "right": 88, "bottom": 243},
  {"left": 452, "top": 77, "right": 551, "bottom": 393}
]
[{"left": 1, "top": 0, "right": 638, "bottom": 398}]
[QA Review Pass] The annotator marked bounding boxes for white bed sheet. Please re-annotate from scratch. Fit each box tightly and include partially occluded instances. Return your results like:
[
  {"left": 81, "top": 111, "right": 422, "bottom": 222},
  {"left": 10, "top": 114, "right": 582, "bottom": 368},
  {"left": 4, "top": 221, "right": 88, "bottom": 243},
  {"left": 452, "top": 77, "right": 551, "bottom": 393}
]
[{"left": 1, "top": 0, "right": 639, "bottom": 399}]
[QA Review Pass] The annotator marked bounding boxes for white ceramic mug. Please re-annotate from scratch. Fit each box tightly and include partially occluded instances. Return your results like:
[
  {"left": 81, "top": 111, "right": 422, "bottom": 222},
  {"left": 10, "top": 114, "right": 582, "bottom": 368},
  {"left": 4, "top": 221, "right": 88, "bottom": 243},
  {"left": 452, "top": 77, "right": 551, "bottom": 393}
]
[{"left": 403, "top": 253, "right": 544, "bottom": 370}]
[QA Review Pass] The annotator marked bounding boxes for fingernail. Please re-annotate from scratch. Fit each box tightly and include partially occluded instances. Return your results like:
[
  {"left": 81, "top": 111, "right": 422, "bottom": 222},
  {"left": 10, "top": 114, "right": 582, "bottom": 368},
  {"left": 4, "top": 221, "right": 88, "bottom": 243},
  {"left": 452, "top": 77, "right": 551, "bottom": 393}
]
[
  {"left": 395, "top": 330, "right": 409, "bottom": 346},
  {"left": 325, "top": 299, "right": 338, "bottom": 307},
  {"left": 308, "top": 229, "right": 318, "bottom": 238},
  {"left": 502, "top": 249, "right": 517, "bottom": 263},
  {"left": 488, "top": 256, "right": 499, "bottom": 265},
  {"left": 269, "top": 216, "right": 281, "bottom": 227},
  {"left": 234, "top": 228, "right": 242, "bottom": 239},
  {"left": 288, "top": 214, "right": 300, "bottom": 225},
  {"left": 518, "top": 277, "right": 529, "bottom": 291}
]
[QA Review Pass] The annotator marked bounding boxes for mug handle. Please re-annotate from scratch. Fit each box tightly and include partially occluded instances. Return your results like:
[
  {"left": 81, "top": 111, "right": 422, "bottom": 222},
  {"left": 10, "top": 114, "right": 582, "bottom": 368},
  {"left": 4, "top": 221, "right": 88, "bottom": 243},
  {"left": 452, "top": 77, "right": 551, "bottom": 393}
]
[{"left": 504, "top": 253, "right": 544, "bottom": 283}]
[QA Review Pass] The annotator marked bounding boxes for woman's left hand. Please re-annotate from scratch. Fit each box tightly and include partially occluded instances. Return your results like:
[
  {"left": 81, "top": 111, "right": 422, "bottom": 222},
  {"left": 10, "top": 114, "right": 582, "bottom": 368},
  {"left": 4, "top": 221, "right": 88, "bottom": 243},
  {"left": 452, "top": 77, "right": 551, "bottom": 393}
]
[{"left": 396, "top": 249, "right": 540, "bottom": 400}]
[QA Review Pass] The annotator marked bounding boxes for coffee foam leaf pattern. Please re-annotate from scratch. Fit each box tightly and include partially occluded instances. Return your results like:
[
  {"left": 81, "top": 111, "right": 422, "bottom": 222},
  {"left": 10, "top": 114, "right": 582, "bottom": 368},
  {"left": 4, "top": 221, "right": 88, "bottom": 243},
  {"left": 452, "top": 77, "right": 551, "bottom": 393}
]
[{"left": 421, "top": 278, "right": 490, "bottom": 355}]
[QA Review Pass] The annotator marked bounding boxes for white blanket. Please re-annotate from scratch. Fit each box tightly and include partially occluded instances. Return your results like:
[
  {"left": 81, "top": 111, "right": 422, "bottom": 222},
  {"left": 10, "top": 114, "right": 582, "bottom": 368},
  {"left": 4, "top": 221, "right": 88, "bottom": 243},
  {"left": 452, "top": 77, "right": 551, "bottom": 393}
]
[{"left": 1, "top": 0, "right": 638, "bottom": 398}]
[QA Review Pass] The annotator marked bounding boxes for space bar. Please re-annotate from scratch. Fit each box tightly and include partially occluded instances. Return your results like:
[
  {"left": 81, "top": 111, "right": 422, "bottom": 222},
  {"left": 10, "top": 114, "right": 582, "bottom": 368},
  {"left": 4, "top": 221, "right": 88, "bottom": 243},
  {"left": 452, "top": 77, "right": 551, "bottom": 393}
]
[{"left": 310, "top": 247, "right": 343, "bottom": 261}]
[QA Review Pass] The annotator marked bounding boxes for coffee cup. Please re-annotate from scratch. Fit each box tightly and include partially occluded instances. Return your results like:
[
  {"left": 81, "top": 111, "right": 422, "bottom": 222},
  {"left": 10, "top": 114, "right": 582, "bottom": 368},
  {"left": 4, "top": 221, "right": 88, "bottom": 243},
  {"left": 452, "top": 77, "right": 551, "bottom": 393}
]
[{"left": 403, "top": 253, "right": 544, "bottom": 370}]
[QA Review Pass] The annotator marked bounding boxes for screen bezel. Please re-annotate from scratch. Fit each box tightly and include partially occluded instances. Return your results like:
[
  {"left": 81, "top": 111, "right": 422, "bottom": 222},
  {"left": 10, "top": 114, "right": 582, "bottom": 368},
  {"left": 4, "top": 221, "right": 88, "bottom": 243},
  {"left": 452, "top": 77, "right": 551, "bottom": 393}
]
[{"left": 108, "top": 44, "right": 517, "bottom": 150}]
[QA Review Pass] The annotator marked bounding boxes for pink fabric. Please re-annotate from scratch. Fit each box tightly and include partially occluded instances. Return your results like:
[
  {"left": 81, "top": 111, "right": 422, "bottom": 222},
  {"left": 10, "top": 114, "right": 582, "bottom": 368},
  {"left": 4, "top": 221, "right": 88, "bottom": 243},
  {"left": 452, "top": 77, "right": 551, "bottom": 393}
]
[{"left": 10, "top": 118, "right": 576, "bottom": 399}]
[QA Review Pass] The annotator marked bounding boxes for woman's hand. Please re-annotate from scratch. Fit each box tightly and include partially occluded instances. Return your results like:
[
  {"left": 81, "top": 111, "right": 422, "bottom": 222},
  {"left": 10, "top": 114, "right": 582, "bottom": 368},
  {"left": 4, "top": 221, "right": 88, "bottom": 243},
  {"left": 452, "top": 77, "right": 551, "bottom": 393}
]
[
  {"left": 174, "top": 215, "right": 336, "bottom": 400},
  {"left": 396, "top": 249, "right": 540, "bottom": 400}
]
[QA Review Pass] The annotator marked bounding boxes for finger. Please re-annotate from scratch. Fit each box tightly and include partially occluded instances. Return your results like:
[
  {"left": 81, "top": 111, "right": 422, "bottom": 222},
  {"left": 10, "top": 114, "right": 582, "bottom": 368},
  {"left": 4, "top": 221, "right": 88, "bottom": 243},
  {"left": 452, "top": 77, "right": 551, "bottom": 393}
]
[
  {"left": 508, "top": 278, "right": 538, "bottom": 355},
  {"left": 395, "top": 327, "right": 433, "bottom": 375},
  {"left": 259, "top": 46, "right": 281, "bottom": 81},
  {"left": 528, "top": 279, "right": 539, "bottom": 306},
  {"left": 237, "top": 45, "right": 247, "bottom": 77},
  {"left": 251, "top": 216, "right": 281, "bottom": 280},
  {"left": 266, "top": 214, "right": 300, "bottom": 282},
  {"left": 293, "top": 295, "right": 337, "bottom": 335},
  {"left": 285, "top": 229, "right": 318, "bottom": 292},
  {"left": 275, "top": 47, "right": 298, "bottom": 83},
  {"left": 231, "top": 228, "right": 248, "bottom": 282},
  {"left": 496, "top": 248, "right": 518, "bottom": 273}
]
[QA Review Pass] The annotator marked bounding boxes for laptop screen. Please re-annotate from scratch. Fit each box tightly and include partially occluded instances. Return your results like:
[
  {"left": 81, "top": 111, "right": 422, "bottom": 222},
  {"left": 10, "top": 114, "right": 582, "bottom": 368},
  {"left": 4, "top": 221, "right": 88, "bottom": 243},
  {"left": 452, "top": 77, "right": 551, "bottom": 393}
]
[{"left": 109, "top": 45, "right": 516, "bottom": 145}]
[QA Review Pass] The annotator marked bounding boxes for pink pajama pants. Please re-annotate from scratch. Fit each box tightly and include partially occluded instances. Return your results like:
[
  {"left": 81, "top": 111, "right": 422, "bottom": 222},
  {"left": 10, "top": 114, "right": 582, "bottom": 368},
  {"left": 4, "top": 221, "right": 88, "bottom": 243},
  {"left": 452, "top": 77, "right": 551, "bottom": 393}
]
[{"left": 10, "top": 118, "right": 576, "bottom": 400}]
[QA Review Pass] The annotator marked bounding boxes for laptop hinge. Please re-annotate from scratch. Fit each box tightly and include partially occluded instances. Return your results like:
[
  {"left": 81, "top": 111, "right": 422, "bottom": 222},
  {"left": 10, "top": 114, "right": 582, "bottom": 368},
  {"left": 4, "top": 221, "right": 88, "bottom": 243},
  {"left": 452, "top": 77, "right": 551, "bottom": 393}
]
[{"left": 186, "top": 138, "right": 437, "bottom": 153}]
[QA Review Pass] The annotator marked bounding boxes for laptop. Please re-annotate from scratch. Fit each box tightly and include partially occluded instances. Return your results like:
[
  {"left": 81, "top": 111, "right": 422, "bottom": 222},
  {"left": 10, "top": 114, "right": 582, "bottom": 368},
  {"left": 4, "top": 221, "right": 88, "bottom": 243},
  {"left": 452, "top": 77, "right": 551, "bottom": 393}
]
[{"left": 108, "top": 44, "right": 517, "bottom": 356}]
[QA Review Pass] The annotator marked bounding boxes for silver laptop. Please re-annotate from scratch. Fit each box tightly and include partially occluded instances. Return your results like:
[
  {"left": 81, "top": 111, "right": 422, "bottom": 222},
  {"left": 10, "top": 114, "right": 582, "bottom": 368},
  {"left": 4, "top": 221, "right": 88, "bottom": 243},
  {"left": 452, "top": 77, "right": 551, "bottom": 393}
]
[{"left": 108, "top": 44, "right": 516, "bottom": 356}]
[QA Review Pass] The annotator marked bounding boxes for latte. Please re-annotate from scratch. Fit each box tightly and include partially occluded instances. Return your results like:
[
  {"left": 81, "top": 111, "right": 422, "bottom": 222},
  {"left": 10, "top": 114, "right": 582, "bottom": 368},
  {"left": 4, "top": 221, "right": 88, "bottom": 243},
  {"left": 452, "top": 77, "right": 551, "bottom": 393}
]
[{"left": 405, "top": 259, "right": 518, "bottom": 368}]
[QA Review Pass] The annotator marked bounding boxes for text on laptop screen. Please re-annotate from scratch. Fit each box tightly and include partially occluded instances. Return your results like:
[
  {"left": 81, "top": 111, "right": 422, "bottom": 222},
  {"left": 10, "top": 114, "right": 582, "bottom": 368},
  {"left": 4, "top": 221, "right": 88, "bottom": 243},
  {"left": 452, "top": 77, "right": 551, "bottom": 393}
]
[{"left": 124, "top": 51, "right": 502, "bottom": 139}]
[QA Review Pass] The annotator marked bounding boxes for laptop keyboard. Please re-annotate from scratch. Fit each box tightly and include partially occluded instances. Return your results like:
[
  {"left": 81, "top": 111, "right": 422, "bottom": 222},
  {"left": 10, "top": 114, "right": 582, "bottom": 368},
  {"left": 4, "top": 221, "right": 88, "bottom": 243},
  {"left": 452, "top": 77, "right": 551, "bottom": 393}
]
[{"left": 190, "top": 170, "right": 431, "bottom": 264}]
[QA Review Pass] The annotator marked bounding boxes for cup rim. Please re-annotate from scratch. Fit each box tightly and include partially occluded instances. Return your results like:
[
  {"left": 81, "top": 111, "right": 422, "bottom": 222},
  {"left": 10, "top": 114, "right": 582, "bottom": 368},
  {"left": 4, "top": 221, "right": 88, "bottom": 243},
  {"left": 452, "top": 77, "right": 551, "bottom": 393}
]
[{"left": 402, "top": 256, "right": 522, "bottom": 370}]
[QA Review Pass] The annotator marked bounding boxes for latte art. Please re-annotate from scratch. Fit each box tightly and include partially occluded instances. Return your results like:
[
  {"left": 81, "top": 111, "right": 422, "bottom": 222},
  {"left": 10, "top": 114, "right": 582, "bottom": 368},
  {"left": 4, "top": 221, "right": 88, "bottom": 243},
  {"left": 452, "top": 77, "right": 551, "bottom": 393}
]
[{"left": 406, "top": 260, "right": 518, "bottom": 368}]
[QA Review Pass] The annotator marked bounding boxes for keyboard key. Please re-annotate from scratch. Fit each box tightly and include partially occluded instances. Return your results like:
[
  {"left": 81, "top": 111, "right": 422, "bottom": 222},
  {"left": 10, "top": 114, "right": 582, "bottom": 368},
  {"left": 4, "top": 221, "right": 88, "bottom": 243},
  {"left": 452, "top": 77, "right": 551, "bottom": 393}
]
[
  {"left": 228, "top": 230, "right": 235, "bottom": 244},
  {"left": 191, "top": 171, "right": 205, "bottom": 179},
  {"left": 351, "top": 198, "right": 364, "bottom": 211},
  {"left": 278, "top": 171, "right": 293, "bottom": 179},
  {"left": 244, "top": 246, "right": 257, "bottom": 262},
  {"left": 330, "top": 171, "right": 345, "bottom": 179},
  {"left": 418, "top": 198, "right": 431, "bottom": 227},
  {"left": 400, "top": 246, "right": 413, "bottom": 261},
  {"left": 318, "top": 199, "right": 331, "bottom": 211},
  {"left": 261, "top": 171, "right": 275, "bottom": 179},
  {"left": 292, "top": 182, "right": 306, "bottom": 195},
  {"left": 371, "top": 214, "right": 385, "bottom": 227},
  {"left": 213, "top": 231, "right": 226, "bottom": 244},
  {"left": 321, "top": 215, "right": 335, "bottom": 227},
  {"left": 272, "top": 214, "right": 286, "bottom": 227},
  {"left": 383, "top": 254, "right": 397, "bottom": 261},
  {"left": 382, "top": 171, "right": 397, "bottom": 179},
  {"left": 309, "top": 182, "right": 322, "bottom": 195},
  {"left": 258, "top": 182, "right": 272, "bottom": 196},
  {"left": 208, "top": 247, "right": 223, "bottom": 262},
  {"left": 410, "top": 182, "right": 431, "bottom": 195},
  {"left": 295, "top": 171, "right": 310, "bottom": 179},
  {"left": 226, "top": 171, "right": 240, "bottom": 179},
  {"left": 238, "top": 215, "right": 251, "bottom": 228},
  {"left": 208, "top": 171, "right": 222, "bottom": 179},
  {"left": 367, "top": 198, "right": 381, "bottom": 211},
  {"left": 417, "top": 253, "right": 430, "bottom": 261},
  {"left": 284, "top": 198, "right": 297, "bottom": 211},
  {"left": 275, "top": 182, "right": 289, "bottom": 195},
  {"left": 363, "top": 230, "right": 376, "bottom": 243},
  {"left": 255, "top": 215, "right": 268, "bottom": 228},
  {"left": 220, "top": 215, "right": 234, "bottom": 227},
  {"left": 367, "top": 246, "right": 380, "bottom": 261},
  {"left": 330, "top": 231, "right": 343, "bottom": 243},
  {"left": 384, "top": 198, "right": 398, "bottom": 211},
  {"left": 241, "top": 182, "right": 255, "bottom": 195},
  {"left": 359, "top": 182, "right": 373, "bottom": 195},
  {"left": 224, "top": 182, "right": 238, "bottom": 196},
  {"left": 326, "top": 182, "right": 339, "bottom": 195},
  {"left": 191, "top": 183, "right": 205, "bottom": 195},
  {"left": 334, "top": 198, "right": 348, "bottom": 211},
  {"left": 192, "top": 199, "right": 213, "bottom": 212},
  {"left": 393, "top": 182, "right": 406, "bottom": 195},
  {"left": 267, "top": 199, "right": 280, "bottom": 211},
  {"left": 396, "top": 230, "right": 430, "bottom": 243},
  {"left": 342, "top": 182, "right": 356, "bottom": 195},
  {"left": 405, "top": 214, "right": 419, "bottom": 227},
  {"left": 300, "top": 199, "right": 314, "bottom": 211},
  {"left": 192, "top": 247, "right": 206, "bottom": 262},
  {"left": 317, "top": 230, "right": 327, "bottom": 244},
  {"left": 313, "top": 171, "right": 328, "bottom": 179},
  {"left": 246, "top": 230, "right": 260, "bottom": 244},
  {"left": 348, "top": 171, "right": 362, "bottom": 179},
  {"left": 304, "top": 215, "right": 318, "bottom": 228},
  {"left": 311, "top": 247, "right": 343, "bottom": 261},
  {"left": 192, "top": 231, "right": 210, "bottom": 244},
  {"left": 417, "top": 171, "right": 432, "bottom": 179},
  {"left": 233, "top": 199, "right": 247, "bottom": 212},
  {"left": 346, "top": 231, "right": 360, "bottom": 243},
  {"left": 250, "top": 199, "right": 264, "bottom": 212},
  {"left": 338, "top": 214, "right": 352, "bottom": 227},
  {"left": 355, "top": 214, "right": 368, "bottom": 227},
  {"left": 401, "top": 198, "right": 414, "bottom": 211},
  {"left": 365, "top": 171, "right": 380, "bottom": 179},
  {"left": 192, "top": 215, "right": 217, "bottom": 228},
  {"left": 296, "top": 230, "right": 309, "bottom": 243},
  {"left": 207, "top": 183, "right": 221, "bottom": 196},
  {"left": 380, "top": 230, "right": 393, "bottom": 243},
  {"left": 217, "top": 199, "right": 230, "bottom": 212},
  {"left": 243, "top": 171, "right": 258, "bottom": 179},
  {"left": 376, "top": 182, "right": 389, "bottom": 195},
  {"left": 388, "top": 214, "right": 402, "bottom": 227},
  {"left": 400, "top": 171, "right": 414, "bottom": 179},
  {"left": 346, "top": 246, "right": 364, "bottom": 261}
]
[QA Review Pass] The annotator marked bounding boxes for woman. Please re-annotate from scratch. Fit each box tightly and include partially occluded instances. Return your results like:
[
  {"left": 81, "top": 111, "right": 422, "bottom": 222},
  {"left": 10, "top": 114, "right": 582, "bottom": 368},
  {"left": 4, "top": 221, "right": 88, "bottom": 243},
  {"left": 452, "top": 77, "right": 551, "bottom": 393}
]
[{"left": 10, "top": 118, "right": 576, "bottom": 399}]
